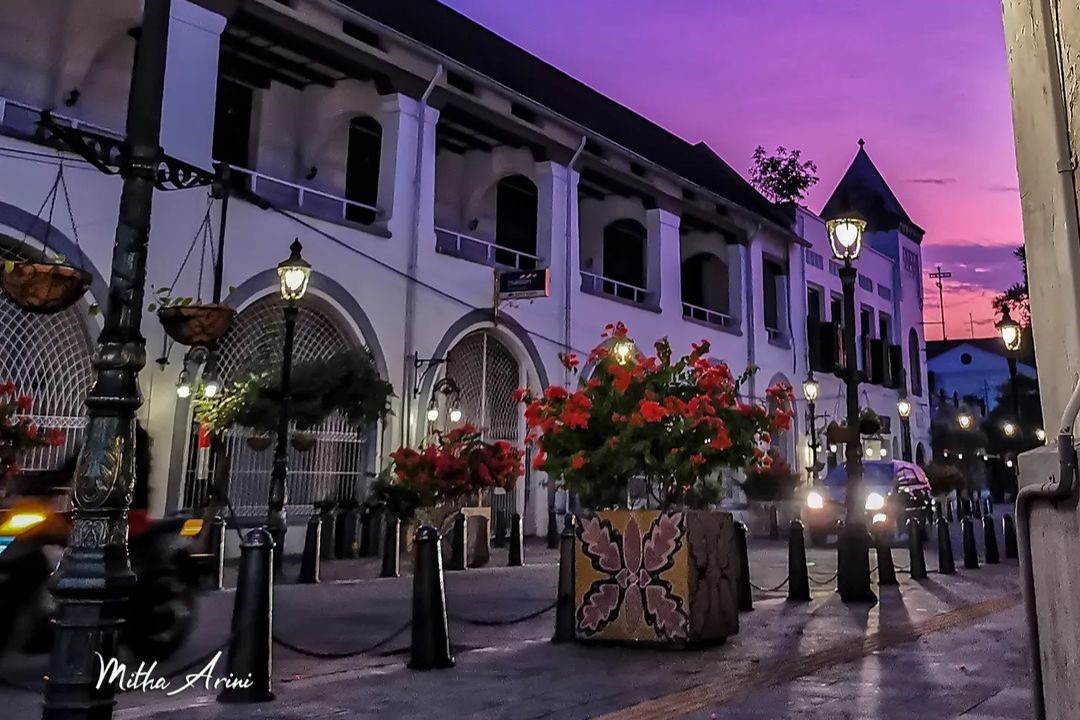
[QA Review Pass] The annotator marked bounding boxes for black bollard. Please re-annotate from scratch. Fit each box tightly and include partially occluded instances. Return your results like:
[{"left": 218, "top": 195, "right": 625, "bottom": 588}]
[
  {"left": 972, "top": 496, "right": 983, "bottom": 520},
  {"left": 735, "top": 521, "right": 753, "bottom": 612},
  {"left": 447, "top": 512, "right": 467, "bottom": 571},
  {"left": 983, "top": 514, "right": 1000, "bottom": 564},
  {"left": 946, "top": 499, "right": 955, "bottom": 522},
  {"left": 906, "top": 517, "right": 927, "bottom": 580},
  {"left": 299, "top": 513, "right": 321, "bottom": 584},
  {"left": 1003, "top": 513, "right": 1019, "bottom": 559},
  {"left": 546, "top": 510, "right": 560, "bottom": 550},
  {"left": 937, "top": 518, "right": 956, "bottom": 575},
  {"left": 492, "top": 511, "right": 508, "bottom": 549},
  {"left": 340, "top": 501, "right": 360, "bottom": 559},
  {"left": 358, "top": 504, "right": 373, "bottom": 557},
  {"left": 408, "top": 524, "right": 455, "bottom": 670},
  {"left": 553, "top": 515, "right": 577, "bottom": 643},
  {"left": 508, "top": 513, "right": 524, "bottom": 567},
  {"left": 209, "top": 512, "right": 226, "bottom": 591},
  {"left": 768, "top": 505, "right": 780, "bottom": 541},
  {"left": 381, "top": 514, "right": 401, "bottom": 578},
  {"left": 318, "top": 501, "right": 337, "bottom": 562},
  {"left": 874, "top": 528, "right": 898, "bottom": 586},
  {"left": 787, "top": 519, "right": 811, "bottom": 602},
  {"left": 218, "top": 527, "right": 275, "bottom": 703},
  {"left": 961, "top": 517, "right": 980, "bottom": 569}
]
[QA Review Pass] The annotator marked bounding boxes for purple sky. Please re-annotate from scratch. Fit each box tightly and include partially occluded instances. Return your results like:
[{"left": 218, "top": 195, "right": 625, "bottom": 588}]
[{"left": 441, "top": 0, "right": 1023, "bottom": 340}]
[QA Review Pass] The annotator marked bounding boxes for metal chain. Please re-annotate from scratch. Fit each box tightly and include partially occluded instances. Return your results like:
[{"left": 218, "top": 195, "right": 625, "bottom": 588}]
[
  {"left": 750, "top": 577, "right": 790, "bottom": 593},
  {"left": 808, "top": 572, "right": 838, "bottom": 585},
  {"left": 272, "top": 619, "right": 411, "bottom": 660},
  {"left": 447, "top": 599, "right": 557, "bottom": 627}
]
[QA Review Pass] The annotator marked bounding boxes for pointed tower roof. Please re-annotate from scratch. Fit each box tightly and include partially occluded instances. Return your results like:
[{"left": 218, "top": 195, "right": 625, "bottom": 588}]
[{"left": 821, "top": 140, "right": 924, "bottom": 240}]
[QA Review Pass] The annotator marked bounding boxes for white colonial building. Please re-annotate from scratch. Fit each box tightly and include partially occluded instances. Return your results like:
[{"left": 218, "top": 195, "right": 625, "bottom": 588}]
[{"left": 0, "top": 0, "right": 929, "bottom": 545}]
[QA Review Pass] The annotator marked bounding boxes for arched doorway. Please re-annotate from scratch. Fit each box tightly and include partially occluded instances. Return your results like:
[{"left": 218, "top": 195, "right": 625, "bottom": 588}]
[
  {"left": 443, "top": 330, "right": 525, "bottom": 531},
  {"left": 0, "top": 245, "right": 93, "bottom": 470},
  {"left": 183, "top": 294, "right": 372, "bottom": 517}
]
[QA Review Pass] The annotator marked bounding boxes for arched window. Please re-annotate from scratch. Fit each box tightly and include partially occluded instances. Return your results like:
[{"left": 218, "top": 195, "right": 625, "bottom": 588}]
[
  {"left": 345, "top": 116, "right": 382, "bottom": 224},
  {"left": 495, "top": 175, "right": 538, "bottom": 269},
  {"left": 681, "top": 252, "right": 730, "bottom": 317},
  {"left": 602, "top": 219, "right": 647, "bottom": 299},
  {"left": 908, "top": 328, "right": 922, "bottom": 396}
]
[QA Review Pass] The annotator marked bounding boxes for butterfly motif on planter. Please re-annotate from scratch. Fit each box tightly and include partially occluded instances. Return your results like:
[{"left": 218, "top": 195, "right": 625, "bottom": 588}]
[{"left": 577, "top": 511, "right": 689, "bottom": 641}]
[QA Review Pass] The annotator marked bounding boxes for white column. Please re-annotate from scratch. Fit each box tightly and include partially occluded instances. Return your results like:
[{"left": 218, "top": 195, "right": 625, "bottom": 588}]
[
  {"left": 377, "top": 94, "right": 440, "bottom": 240},
  {"left": 646, "top": 208, "right": 681, "bottom": 315}
]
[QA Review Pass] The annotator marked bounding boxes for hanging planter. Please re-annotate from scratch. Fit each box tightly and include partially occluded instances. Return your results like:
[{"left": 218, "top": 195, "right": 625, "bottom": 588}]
[
  {"left": 157, "top": 303, "right": 236, "bottom": 346},
  {"left": 290, "top": 432, "right": 317, "bottom": 452},
  {"left": 825, "top": 420, "right": 849, "bottom": 445},
  {"left": 1, "top": 260, "right": 90, "bottom": 314},
  {"left": 245, "top": 435, "right": 273, "bottom": 452},
  {"left": 859, "top": 408, "right": 882, "bottom": 436}
]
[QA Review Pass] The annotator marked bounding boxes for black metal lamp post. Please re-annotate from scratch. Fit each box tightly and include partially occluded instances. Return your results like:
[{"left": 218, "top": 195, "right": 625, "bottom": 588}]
[
  {"left": 897, "top": 392, "right": 912, "bottom": 462},
  {"left": 40, "top": 1, "right": 172, "bottom": 717},
  {"left": 826, "top": 210, "right": 876, "bottom": 604},
  {"left": 267, "top": 240, "right": 312, "bottom": 567},
  {"left": 802, "top": 372, "right": 820, "bottom": 482},
  {"left": 996, "top": 306, "right": 1023, "bottom": 427}
]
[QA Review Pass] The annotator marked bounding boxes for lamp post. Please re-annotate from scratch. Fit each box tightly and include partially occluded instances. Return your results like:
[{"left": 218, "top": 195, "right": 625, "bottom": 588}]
[
  {"left": 897, "top": 392, "right": 912, "bottom": 462},
  {"left": 426, "top": 377, "right": 463, "bottom": 426},
  {"left": 996, "top": 306, "right": 1023, "bottom": 427},
  {"left": 267, "top": 240, "right": 312, "bottom": 567},
  {"left": 826, "top": 209, "right": 875, "bottom": 604},
  {"left": 802, "top": 372, "right": 820, "bottom": 482},
  {"left": 41, "top": 1, "right": 173, "bottom": 716}
]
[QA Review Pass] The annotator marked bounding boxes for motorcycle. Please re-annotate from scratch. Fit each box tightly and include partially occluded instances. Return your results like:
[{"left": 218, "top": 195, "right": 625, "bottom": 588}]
[{"left": 0, "top": 484, "right": 206, "bottom": 662}]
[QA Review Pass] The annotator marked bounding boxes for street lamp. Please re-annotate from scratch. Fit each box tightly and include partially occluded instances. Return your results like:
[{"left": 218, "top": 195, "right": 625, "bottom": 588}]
[
  {"left": 958, "top": 413, "right": 973, "bottom": 431},
  {"left": 826, "top": 208, "right": 875, "bottom": 604},
  {"left": 267, "top": 240, "right": 312, "bottom": 567},
  {"left": 996, "top": 306, "right": 1023, "bottom": 428},
  {"left": 897, "top": 391, "right": 912, "bottom": 462},
  {"left": 613, "top": 338, "right": 635, "bottom": 365},
  {"left": 426, "top": 377, "right": 463, "bottom": 427},
  {"left": 1003, "top": 421, "right": 1018, "bottom": 438},
  {"left": 176, "top": 368, "right": 193, "bottom": 399},
  {"left": 802, "top": 372, "right": 820, "bottom": 481},
  {"left": 1036, "top": 428, "right": 1047, "bottom": 443}
]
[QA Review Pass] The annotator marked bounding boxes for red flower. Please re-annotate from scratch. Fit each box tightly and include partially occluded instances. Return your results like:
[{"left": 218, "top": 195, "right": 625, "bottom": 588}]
[
  {"left": 532, "top": 450, "right": 547, "bottom": 470},
  {"left": 608, "top": 364, "right": 632, "bottom": 393},
  {"left": 571, "top": 453, "right": 587, "bottom": 470},
  {"left": 0, "top": 382, "right": 14, "bottom": 397},
  {"left": 559, "top": 352, "right": 580, "bottom": 370},
  {"left": 46, "top": 428, "right": 65, "bottom": 447},
  {"left": 544, "top": 385, "right": 569, "bottom": 402},
  {"left": 16, "top": 395, "right": 32, "bottom": 413},
  {"left": 25, "top": 424, "right": 38, "bottom": 439},
  {"left": 690, "top": 453, "right": 705, "bottom": 465},
  {"left": 638, "top": 400, "right": 669, "bottom": 423},
  {"left": 512, "top": 388, "right": 529, "bottom": 404}
]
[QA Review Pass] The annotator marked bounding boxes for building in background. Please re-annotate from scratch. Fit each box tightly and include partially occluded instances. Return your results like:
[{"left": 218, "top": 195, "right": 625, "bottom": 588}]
[
  {"left": 926, "top": 338, "right": 1036, "bottom": 413},
  {"left": 0, "top": 0, "right": 928, "bottom": 545}
]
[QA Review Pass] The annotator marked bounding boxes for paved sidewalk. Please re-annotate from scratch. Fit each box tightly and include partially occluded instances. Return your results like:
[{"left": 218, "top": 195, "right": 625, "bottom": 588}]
[{"left": 0, "top": 527, "right": 1029, "bottom": 720}]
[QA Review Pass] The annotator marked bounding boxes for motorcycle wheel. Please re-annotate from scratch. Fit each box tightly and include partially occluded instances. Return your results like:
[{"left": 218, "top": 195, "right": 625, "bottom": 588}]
[{"left": 123, "top": 566, "right": 197, "bottom": 661}]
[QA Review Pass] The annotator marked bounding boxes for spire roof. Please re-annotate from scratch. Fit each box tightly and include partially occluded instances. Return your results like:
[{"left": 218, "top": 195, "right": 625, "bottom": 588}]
[{"left": 821, "top": 140, "right": 924, "bottom": 239}]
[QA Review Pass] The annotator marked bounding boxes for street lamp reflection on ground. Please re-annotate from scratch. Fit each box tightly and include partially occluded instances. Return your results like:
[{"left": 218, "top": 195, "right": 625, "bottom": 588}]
[{"left": 826, "top": 205, "right": 875, "bottom": 605}]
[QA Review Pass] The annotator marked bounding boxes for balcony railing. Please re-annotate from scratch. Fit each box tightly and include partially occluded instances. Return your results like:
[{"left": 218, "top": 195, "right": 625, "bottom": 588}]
[
  {"left": 434, "top": 227, "right": 539, "bottom": 271},
  {"left": 222, "top": 164, "right": 380, "bottom": 226},
  {"left": 0, "top": 95, "right": 123, "bottom": 142},
  {"left": 681, "top": 301, "right": 734, "bottom": 329},
  {"left": 580, "top": 271, "right": 649, "bottom": 305}
]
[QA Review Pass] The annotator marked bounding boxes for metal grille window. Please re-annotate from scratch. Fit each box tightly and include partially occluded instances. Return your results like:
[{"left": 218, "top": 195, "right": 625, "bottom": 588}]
[
  {"left": 183, "top": 295, "right": 369, "bottom": 516},
  {"left": 0, "top": 246, "right": 92, "bottom": 470}
]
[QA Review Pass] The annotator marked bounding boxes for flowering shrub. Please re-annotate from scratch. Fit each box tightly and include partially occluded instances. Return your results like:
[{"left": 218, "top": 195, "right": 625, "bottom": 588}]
[
  {"left": 1, "top": 383, "right": 65, "bottom": 484},
  {"left": 517, "top": 323, "right": 794, "bottom": 510},
  {"left": 373, "top": 424, "right": 524, "bottom": 520},
  {"left": 740, "top": 451, "right": 801, "bottom": 501}
]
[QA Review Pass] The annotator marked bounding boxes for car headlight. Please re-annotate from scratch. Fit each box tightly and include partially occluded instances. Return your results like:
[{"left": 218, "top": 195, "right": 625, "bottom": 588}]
[
  {"left": 0, "top": 512, "right": 47, "bottom": 535},
  {"left": 865, "top": 492, "right": 886, "bottom": 511},
  {"left": 807, "top": 491, "right": 824, "bottom": 509},
  {"left": 872, "top": 513, "right": 888, "bottom": 524}
]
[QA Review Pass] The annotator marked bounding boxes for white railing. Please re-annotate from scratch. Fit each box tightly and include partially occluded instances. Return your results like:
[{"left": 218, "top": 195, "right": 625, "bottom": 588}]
[
  {"left": 580, "top": 271, "right": 650, "bottom": 305},
  {"left": 0, "top": 95, "right": 123, "bottom": 141},
  {"left": 434, "top": 227, "right": 540, "bottom": 270},
  {"left": 681, "top": 301, "right": 734, "bottom": 329},
  {"left": 221, "top": 163, "right": 380, "bottom": 225}
]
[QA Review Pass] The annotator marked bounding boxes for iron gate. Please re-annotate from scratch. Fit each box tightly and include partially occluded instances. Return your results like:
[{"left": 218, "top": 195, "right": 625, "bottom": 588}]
[{"left": 181, "top": 295, "right": 370, "bottom": 517}]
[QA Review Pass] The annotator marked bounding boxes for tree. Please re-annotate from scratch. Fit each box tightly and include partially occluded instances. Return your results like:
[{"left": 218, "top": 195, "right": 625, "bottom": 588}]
[
  {"left": 749, "top": 145, "right": 820, "bottom": 204},
  {"left": 992, "top": 245, "right": 1030, "bottom": 326}
]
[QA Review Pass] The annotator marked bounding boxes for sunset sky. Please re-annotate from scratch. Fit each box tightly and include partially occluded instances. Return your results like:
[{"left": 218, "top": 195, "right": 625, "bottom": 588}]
[{"left": 441, "top": 0, "right": 1023, "bottom": 341}]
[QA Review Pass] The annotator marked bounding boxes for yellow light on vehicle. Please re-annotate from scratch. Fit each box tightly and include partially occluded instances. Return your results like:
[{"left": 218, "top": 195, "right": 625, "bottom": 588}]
[
  {"left": 872, "top": 513, "right": 888, "bottom": 524},
  {"left": 807, "top": 491, "right": 824, "bottom": 510},
  {"left": 0, "top": 512, "right": 47, "bottom": 534},
  {"left": 865, "top": 492, "right": 886, "bottom": 511},
  {"left": 180, "top": 519, "right": 204, "bottom": 537}
]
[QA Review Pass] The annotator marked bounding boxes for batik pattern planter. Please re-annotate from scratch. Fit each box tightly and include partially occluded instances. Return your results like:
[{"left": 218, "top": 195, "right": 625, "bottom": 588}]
[{"left": 574, "top": 508, "right": 739, "bottom": 646}]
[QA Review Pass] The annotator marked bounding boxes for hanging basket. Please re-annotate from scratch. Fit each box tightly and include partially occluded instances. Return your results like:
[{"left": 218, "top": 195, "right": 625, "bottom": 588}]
[
  {"left": 859, "top": 411, "right": 882, "bottom": 436},
  {"left": 157, "top": 303, "right": 236, "bottom": 346},
  {"left": 825, "top": 421, "right": 849, "bottom": 445},
  {"left": 1, "top": 261, "right": 90, "bottom": 314},
  {"left": 245, "top": 435, "right": 273, "bottom": 452},
  {"left": 290, "top": 432, "right": 317, "bottom": 452}
]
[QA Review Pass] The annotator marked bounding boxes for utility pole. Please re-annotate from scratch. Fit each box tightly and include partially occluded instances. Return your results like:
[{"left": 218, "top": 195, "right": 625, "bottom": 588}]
[{"left": 929, "top": 265, "right": 952, "bottom": 340}]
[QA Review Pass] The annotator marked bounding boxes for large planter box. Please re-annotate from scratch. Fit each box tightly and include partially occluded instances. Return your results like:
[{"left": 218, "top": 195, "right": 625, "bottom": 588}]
[{"left": 574, "top": 509, "right": 739, "bottom": 646}]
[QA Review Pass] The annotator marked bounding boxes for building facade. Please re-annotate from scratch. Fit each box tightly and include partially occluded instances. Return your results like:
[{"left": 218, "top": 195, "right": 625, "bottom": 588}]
[{"left": 0, "top": 0, "right": 929, "bottom": 542}]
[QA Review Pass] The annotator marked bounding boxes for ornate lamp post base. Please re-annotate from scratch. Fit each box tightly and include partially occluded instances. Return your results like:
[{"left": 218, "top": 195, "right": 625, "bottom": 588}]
[{"left": 837, "top": 522, "right": 877, "bottom": 604}]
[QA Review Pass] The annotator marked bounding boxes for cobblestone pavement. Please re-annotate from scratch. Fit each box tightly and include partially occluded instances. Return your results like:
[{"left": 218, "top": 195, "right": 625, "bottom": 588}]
[{"left": 0, "top": 523, "right": 1029, "bottom": 719}]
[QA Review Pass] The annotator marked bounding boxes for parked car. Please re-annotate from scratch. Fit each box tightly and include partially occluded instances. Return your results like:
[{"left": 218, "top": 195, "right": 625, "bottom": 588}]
[{"left": 804, "top": 460, "right": 934, "bottom": 546}]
